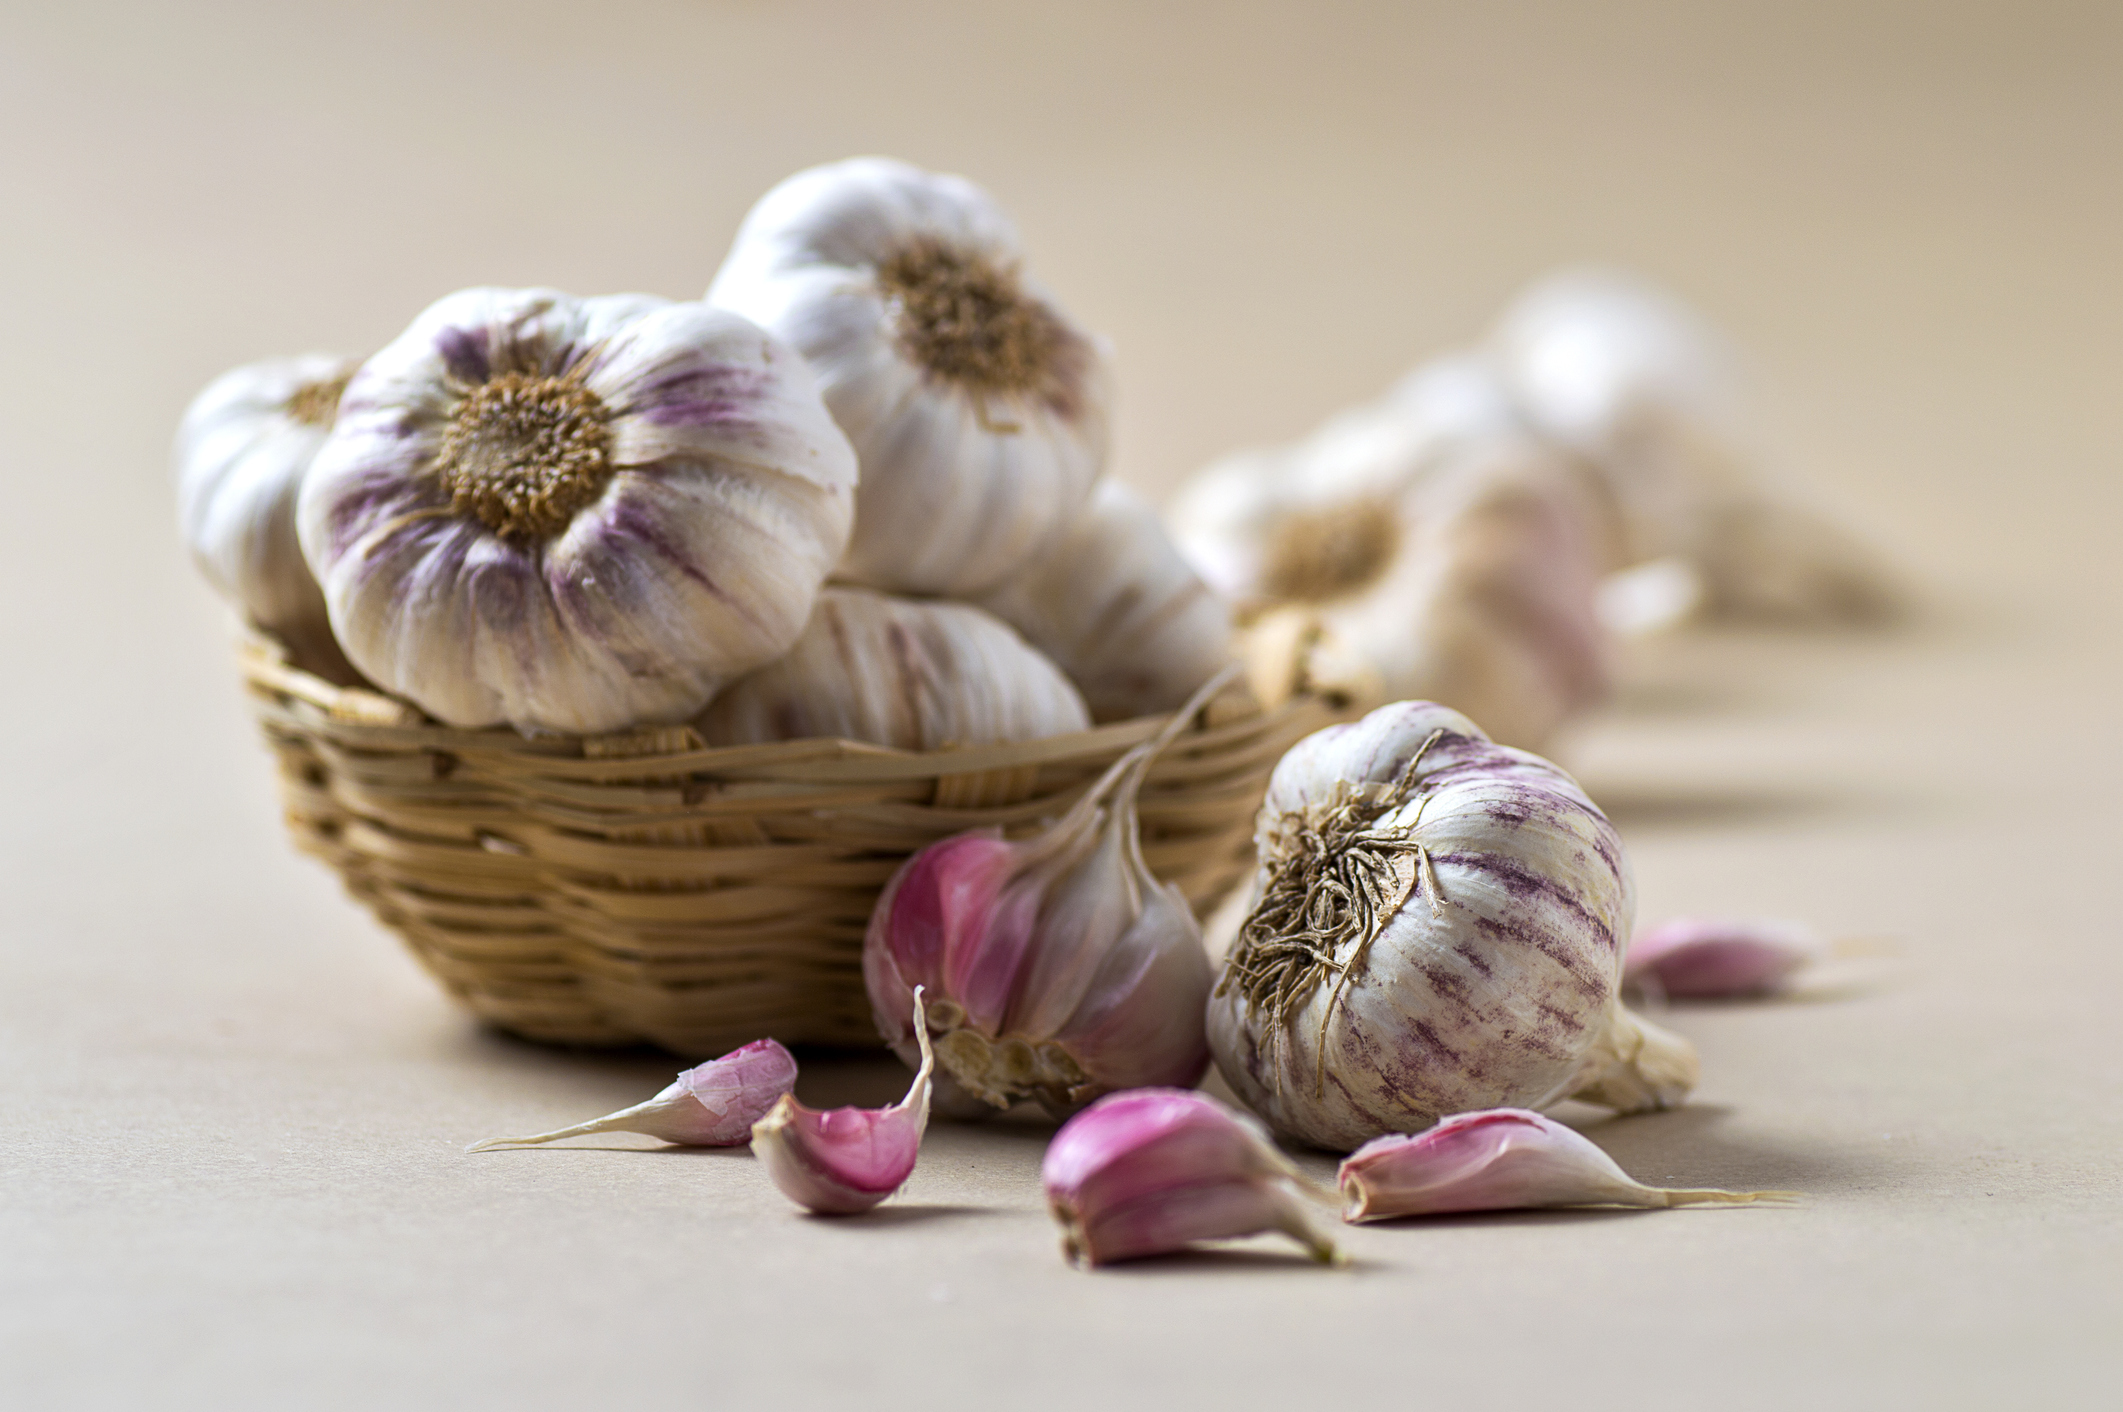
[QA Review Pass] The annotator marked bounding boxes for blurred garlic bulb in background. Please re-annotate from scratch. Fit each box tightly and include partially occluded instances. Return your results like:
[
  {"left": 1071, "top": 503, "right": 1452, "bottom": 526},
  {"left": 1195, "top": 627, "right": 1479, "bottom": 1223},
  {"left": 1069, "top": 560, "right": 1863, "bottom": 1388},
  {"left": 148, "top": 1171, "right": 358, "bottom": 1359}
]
[
  {"left": 298, "top": 287, "right": 856, "bottom": 736},
  {"left": 696, "top": 588, "right": 1090, "bottom": 750},
  {"left": 1491, "top": 267, "right": 1900, "bottom": 625},
  {"left": 1208, "top": 701, "right": 1696, "bottom": 1152},
  {"left": 709, "top": 157, "right": 1111, "bottom": 596},
  {"left": 1168, "top": 354, "right": 1535, "bottom": 607},
  {"left": 975, "top": 480, "right": 1235, "bottom": 723},
  {"left": 176, "top": 353, "right": 361, "bottom": 680}
]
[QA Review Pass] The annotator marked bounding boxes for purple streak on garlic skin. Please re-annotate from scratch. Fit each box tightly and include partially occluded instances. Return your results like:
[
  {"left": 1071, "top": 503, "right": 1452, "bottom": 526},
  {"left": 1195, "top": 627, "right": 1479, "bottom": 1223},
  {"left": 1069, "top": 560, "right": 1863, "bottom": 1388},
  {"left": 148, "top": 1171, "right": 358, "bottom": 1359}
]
[
  {"left": 752, "top": 991, "right": 935, "bottom": 1215},
  {"left": 466, "top": 1039, "right": 799, "bottom": 1151},
  {"left": 1042, "top": 1089, "right": 1340, "bottom": 1267},
  {"left": 1623, "top": 918, "right": 1820, "bottom": 999},
  {"left": 1338, "top": 1108, "right": 1792, "bottom": 1220}
]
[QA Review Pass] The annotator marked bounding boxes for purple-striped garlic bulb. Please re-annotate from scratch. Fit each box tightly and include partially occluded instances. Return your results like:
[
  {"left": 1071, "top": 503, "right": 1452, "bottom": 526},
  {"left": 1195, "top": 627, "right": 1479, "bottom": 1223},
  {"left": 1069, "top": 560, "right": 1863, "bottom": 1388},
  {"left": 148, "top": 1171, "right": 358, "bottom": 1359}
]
[
  {"left": 975, "top": 480, "right": 1236, "bottom": 724},
  {"left": 466, "top": 1039, "right": 799, "bottom": 1151},
  {"left": 696, "top": 588, "right": 1089, "bottom": 750},
  {"left": 708, "top": 157, "right": 1110, "bottom": 597},
  {"left": 1207, "top": 701, "right": 1697, "bottom": 1152},
  {"left": 863, "top": 673, "right": 1235, "bottom": 1118},
  {"left": 175, "top": 353, "right": 362, "bottom": 680},
  {"left": 296, "top": 287, "right": 856, "bottom": 735}
]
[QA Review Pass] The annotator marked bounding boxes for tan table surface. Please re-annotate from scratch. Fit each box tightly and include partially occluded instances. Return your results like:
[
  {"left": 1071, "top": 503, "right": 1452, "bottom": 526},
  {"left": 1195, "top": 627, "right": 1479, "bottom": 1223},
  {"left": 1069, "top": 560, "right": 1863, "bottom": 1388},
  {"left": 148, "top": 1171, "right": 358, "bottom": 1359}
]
[{"left": 4, "top": 3, "right": 2118, "bottom": 1408}]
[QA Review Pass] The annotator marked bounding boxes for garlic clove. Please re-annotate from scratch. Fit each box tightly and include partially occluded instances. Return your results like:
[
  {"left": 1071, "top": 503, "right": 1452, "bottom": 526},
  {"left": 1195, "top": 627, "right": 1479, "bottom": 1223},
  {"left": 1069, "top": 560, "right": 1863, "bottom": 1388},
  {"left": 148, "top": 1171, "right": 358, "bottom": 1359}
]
[
  {"left": 709, "top": 157, "right": 1111, "bottom": 597},
  {"left": 1043, "top": 1088, "right": 1340, "bottom": 1267},
  {"left": 695, "top": 588, "right": 1089, "bottom": 750},
  {"left": 1623, "top": 917, "right": 1823, "bottom": 1000},
  {"left": 751, "top": 991, "right": 935, "bottom": 1215},
  {"left": 865, "top": 671, "right": 1235, "bottom": 1116},
  {"left": 1338, "top": 1108, "right": 1794, "bottom": 1220},
  {"left": 466, "top": 1038, "right": 798, "bottom": 1151}
]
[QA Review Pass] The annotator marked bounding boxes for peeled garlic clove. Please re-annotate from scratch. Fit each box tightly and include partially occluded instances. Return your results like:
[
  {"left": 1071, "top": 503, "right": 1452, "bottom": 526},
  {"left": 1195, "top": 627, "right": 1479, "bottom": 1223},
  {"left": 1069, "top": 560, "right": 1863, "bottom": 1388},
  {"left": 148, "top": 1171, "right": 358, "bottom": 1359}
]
[
  {"left": 175, "top": 353, "right": 362, "bottom": 679},
  {"left": 1043, "top": 1088, "right": 1339, "bottom": 1267},
  {"left": 1208, "top": 701, "right": 1697, "bottom": 1152},
  {"left": 752, "top": 993, "right": 935, "bottom": 1215},
  {"left": 297, "top": 287, "right": 856, "bottom": 735},
  {"left": 708, "top": 157, "right": 1111, "bottom": 597},
  {"left": 466, "top": 1039, "right": 798, "bottom": 1151},
  {"left": 974, "top": 480, "right": 1236, "bottom": 723},
  {"left": 1339, "top": 1108, "right": 1793, "bottom": 1220},
  {"left": 695, "top": 588, "right": 1088, "bottom": 749},
  {"left": 1624, "top": 917, "right": 1822, "bottom": 1000},
  {"left": 864, "top": 673, "right": 1236, "bottom": 1116}
]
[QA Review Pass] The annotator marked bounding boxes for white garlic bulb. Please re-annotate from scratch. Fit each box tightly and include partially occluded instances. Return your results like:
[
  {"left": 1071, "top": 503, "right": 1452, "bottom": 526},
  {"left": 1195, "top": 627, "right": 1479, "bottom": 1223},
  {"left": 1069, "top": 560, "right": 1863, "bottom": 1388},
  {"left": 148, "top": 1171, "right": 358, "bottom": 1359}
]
[
  {"left": 708, "top": 157, "right": 1112, "bottom": 597},
  {"left": 175, "top": 353, "right": 360, "bottom": 677},
  {"left": 1168, "top": 354, "right": 1532, "bottom": 606},
  {"left": 1208, "top": 701, "right": 1697, "bottom": 1152},
  {"left": 1301, "top": 437, "right": 1611, "bottom": 752},
  {"left": 695, "top": 588, "right": 1089, "bottom": 750},
  {"left": 974, "top": 480, "right": 1235, "bottom": 723},
  {"left": 1491, "top": 268, "right": 1899, "bottom": 623},
  {"left": 298, "top": 287, "right": 856, "bottom": 736}
]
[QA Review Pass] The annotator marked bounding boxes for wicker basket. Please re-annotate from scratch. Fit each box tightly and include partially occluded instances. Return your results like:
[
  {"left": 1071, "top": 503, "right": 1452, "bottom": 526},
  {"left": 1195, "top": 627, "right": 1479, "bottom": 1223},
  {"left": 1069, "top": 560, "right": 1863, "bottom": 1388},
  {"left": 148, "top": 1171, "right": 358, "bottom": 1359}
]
[{"left": 240, "top": 633, "right": 1336, "bottom": 1056}]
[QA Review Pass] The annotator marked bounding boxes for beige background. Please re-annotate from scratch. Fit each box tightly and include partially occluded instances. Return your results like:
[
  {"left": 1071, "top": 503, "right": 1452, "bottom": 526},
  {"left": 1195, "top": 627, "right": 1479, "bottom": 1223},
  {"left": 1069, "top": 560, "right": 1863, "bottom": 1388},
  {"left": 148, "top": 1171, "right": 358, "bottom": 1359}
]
[{"left": 4, "top": 2, "right": 2119, "bottom": 1408}]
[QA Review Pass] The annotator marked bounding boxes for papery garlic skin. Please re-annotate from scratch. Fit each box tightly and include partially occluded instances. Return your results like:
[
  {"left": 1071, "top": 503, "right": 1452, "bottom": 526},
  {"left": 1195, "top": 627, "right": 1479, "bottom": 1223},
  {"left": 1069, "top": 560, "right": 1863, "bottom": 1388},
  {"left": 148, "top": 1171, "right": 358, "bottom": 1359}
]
[
  {"left": 467, "top": 1038, "right": 799, "bottom": 1150},
  {"left": 695, "top": 588, "right": 1089, "bottom": 749},
  {"left": 975, "top": 480, "right": 1235, "bottom": 722},
  {"left": 1339, "top": 1107, "right": 1790, "bottom": 1219},
  {"left": 1044, "top": 1089, "right": 1339, "bottom": 1267},
  {"left": 1624, "top": 917, "right": 1821, "bottom": 1000},
  {"left": 708, "top": 157, "right": 1110, "bottom": 596},
  {"left": 751, "top": 993, "right": 934, "bottom": 1215},
  {"left": 298, "top": 287, "right": 856, "bottom": 735},
  {"left": 175, "top": 353, "right": 360, "bottom": 677},
  {"left": 1208, "top": 701, "right": 1697, "bottom": 1152},
  {"left": 864, "top": 676, "right": 1234, "bottom": 1116}
]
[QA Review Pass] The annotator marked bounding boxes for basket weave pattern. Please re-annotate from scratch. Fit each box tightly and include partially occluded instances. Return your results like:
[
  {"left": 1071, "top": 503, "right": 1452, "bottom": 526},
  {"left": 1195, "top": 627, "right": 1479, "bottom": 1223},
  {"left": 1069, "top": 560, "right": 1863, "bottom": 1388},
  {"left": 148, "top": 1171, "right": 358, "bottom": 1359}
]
[{"left": 241, "top": 635, "right": 1335, "bottom": 1055}]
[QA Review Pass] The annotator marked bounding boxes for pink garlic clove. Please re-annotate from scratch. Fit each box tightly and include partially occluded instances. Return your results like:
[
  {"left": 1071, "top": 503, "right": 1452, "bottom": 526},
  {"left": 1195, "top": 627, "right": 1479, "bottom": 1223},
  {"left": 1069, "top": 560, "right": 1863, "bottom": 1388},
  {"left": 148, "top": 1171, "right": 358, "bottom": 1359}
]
[
  {"left": 1623, "top": 917, "right": 1822, "bottom": 999},
  {"left": 751, "top": 990, "right": 935, "bottom": 1215},
  {"left": 1338, "top": 1108, "right": 1794, "bottom": 1220},
  {"left": 865, "top": 670, "right": 1239, "bottom": 1119},
  {"left": 467, "top": 1038, "right": 799, "bottom": 1152},
  {"left": 1042, "top": 1088, "right": 1340, "bottom": 1267}
]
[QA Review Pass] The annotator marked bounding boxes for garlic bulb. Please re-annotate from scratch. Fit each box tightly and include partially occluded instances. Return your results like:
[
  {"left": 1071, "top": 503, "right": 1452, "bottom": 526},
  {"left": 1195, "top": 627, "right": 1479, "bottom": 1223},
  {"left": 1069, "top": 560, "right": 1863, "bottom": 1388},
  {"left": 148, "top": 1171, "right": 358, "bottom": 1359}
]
[
  {"left": 974, "top": 480, "right": 1234, "bottom": 723},
  {"left": 1338, "top": 1108, "right": 1791, "bottom": 1219},
  {"left": 1167, "top": 354, "right": 1535, "bottom": 607},
  {"left": 864, "top": 671, "right": 1235, "bottom": 1117},
  {"left": 297, "top": 287, "right": 856, "bottom": 735},
  {"left": 1207, "top": 701, "right": 1697, "bottom": 1152},
  {"left": 1491, "top": 268, "right": 1899, "bottom": 623},
  {"left": 708, "top": 157, "right": 1111, "bottom": 596},
  {"left": 466, "top": 1038, "right": 798, "bottom": 1150},
  {"left": 1043, "top": 1089, "right": 1340, "bottom": 1267},
  {"left": 695, "top": 588, "right": 1089, "bottom": 750},
  {"left": 175, "top": 353, "right": 361, "bottom": 678}
]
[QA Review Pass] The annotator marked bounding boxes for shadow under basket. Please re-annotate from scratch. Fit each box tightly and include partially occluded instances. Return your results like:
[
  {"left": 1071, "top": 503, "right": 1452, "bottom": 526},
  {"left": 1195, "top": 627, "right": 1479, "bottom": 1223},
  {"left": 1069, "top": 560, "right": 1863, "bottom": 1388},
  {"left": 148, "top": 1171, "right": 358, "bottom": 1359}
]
[{"left": 240, "top": 633, "right": 1337, "bottom": 1056}]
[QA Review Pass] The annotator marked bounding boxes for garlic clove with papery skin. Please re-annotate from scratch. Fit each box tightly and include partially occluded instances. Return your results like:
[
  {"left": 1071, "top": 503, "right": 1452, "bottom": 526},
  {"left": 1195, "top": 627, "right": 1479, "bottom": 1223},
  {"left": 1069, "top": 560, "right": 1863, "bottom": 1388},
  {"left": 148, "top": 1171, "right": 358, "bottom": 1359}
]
[
  {"left": 863, "top": 672, "right": 1236, "bottom": 1118},
  {"left": 466, "top": 1039, "right": 798, "bottom": 1151},
  {"left": 175, "top": 353, "right": 363, "bottom": 680},
  {"left": 974, "top": 480, "right": 1236, "bottom": 723},
  {"left": 695, "top": 588, "right": 1089, "bottom": 750},
  {"left": 1623, "top": 917, "right": 1823, "bottom": 1000},
  {"left": 709, "top": 157, "right": 1111, "bottom": 597},
  {"left": 1338, "top": 1108, "right": 1793, "bottom": 1220},
  {"left": 298, "top": 287, "right": 856, "bottom": 736},
  {"left": 1208, "top": 700, "right": 1697, "bottom": 1152},
  {"left": 1042, "top": 1088, "right": 1340, "bottom": 1267},
  {"left": 751, "top": 992, "right": 935, "bottom": 1215}
]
